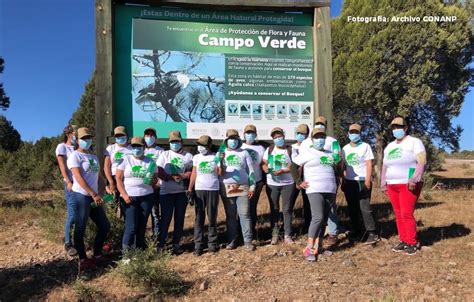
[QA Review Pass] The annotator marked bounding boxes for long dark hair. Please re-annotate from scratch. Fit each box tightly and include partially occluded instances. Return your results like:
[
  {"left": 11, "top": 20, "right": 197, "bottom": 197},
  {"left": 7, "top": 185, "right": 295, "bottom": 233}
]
[{"left": 62, "top": 125, "right": 74, "bottom": 143}]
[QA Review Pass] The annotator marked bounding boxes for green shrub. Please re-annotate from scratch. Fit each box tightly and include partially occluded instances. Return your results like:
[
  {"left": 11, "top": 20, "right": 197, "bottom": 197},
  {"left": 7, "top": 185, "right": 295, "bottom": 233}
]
[
  {"left": 85, "top": 202, "right": 124, "bottom": 251},
  {"left": 73, "top": 278, "right": 103, "bottom": 301}
]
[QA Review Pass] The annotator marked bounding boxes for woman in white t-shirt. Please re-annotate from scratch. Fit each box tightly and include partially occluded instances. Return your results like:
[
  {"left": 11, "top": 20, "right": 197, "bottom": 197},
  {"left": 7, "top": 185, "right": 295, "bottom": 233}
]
[
  {"left": 262, "top": 127, "right": 296, "bottom": 245},
  {"left": 116, "top": 136, "right": 157, "bottom": 252},
  {"left": 55, "top": 125, "right": 77, "bottom": 256},
  {"left": 342, "top": 123, "right": 379, "bottom": 244},
  {"left": 67, "top": 127, "right": 110, "bottom": 271},
  {"left": 188, "top": 135, "right": 221, "bottom": 255},
  {"left": 156, "top": 130, "right": 193, "bottom": 254},
  {"left": 291, "top": 127, "right": 337, "bottom": 262},
  {"left": 381, "top": 117, "right": 426, "bottom": 255}
]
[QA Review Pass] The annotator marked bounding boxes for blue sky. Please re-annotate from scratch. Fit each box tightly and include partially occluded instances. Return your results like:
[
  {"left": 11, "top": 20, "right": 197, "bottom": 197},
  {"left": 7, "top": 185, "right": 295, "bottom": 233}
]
[{"left": 0, "top": 0, "right": 472, "bottom": 149}]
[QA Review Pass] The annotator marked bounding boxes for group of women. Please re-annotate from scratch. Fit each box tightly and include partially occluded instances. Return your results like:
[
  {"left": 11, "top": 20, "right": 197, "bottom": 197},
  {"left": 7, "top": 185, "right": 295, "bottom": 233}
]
[{"left": 55, "top": 116, "right": 426, "bottom": 268}]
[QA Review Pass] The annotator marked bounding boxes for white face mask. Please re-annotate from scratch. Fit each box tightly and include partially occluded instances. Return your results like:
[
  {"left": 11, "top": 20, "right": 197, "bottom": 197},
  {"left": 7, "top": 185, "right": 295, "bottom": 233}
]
[{"left": 197, "top": 145, "right": 208, "bottom": 155}]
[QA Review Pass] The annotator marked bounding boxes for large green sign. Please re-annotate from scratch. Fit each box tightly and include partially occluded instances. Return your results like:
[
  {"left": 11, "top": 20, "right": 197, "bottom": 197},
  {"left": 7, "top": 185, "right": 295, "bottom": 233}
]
[{"left": 115, "top": 5, "right": 315, "bottom": 140}]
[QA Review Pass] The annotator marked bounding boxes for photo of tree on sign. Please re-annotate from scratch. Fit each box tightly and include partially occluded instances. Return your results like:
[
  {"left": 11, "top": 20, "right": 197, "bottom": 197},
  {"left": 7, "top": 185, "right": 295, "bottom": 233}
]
[{"left": 132, "top": 49, "right": 225, "bottom": 123}]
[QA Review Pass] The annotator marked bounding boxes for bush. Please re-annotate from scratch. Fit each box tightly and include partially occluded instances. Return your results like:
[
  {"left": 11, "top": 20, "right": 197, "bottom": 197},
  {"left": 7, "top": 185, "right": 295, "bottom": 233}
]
[
  {"left": 113, "top": 246, "right": 187, "bottom": 297},
  {"left": 73, "top": 279, "right": 103, "bottom": 301},
  {"left": 85, "top": 202, "right": 124, "bottom": 252}
]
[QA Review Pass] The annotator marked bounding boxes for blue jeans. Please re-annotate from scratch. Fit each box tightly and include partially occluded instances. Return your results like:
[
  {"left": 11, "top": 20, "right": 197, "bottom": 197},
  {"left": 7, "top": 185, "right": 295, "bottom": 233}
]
[
  {"left": 158, "top": 192, "right": 187, "bottom": 247},
  {"left": 327, "top": 195, "right": 339, "bottom": 236},
  {"left": 123, "top": 194, "right": 154, "bottom": 251},
  {"left": 64, "top": 182, "right": 75, "bottom": 246},
  {"left": 72, "top": 192, "right": 110, "bottom": 259},
  {"left": 221, "top": 188, "right": 253, "bottom": 244}
]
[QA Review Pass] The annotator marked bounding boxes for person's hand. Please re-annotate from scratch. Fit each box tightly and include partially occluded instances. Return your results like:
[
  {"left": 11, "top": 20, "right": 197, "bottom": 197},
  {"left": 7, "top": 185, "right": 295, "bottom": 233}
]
[
  {"left": 408, "top": 182, "right": 416, "bottom": 191},
  {"left": 380, "top": 185, "right": 387, "bottom": 193},
  {"left": 364, "top": 180, "right": 372, "bottom": 190},
  {"left": 108, "top": 183, "right": 116, "bottom": 193},
  {"left": 123, "top": 194, "right": 132, "bottom": 204},
  {"left": 66, "top": 181, "right": 73, "bottom": 192},
  {"left": 172, "top": 174, "right": 182, "bottom": 182},
  {"left": 299, "top": 181, "right": 309, "bottom": 189},
  {"left": 272, "top": 169, "right": 283, "bottom": 176},
  {"left": 93, "top": 194, "right": 103, "bottom": 206},
  {"left": 248, "top": 190, "right": 254, "bottom": 199}
]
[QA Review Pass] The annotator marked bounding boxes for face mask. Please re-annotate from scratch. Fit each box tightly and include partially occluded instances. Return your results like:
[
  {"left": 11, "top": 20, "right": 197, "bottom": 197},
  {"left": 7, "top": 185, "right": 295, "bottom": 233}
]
[
  {"left": 245, "top": 133, "right": 256, "bottom": 144},
  {"left": 71, "top": 135, "right": 77, "bottom": 145},
  {"left": 116, "top": 136, "right": 127, "bottom": 145},
  {"left": 392, "top": 129, "right": 405, "bottom": 140},
  {"left": 144, "top": 136, "right": 155, "bottom": 146},
  {"left": 132, "top": 147, "right": 144, "bottom": 157},
  {"left": 197, "top": 145, "right": 208, "bottom": 155},
  {"left": 273, "top": 137, "right": 285, "bottom": 147},
  {"left": 348, "top": 133, "right": 361, "bottom": 143},
  {"left": 295, "top": 133, "right": 306, "bottom": 143},
  {"left": 170, "top": 142, "right": 182, "bottom": 152},
  {"left": 227, "top": 139, "right": 239, "bottom": 150},
  {"left": 312, "top": 138, "right": 325, "bottom": 150},
  {"left": 79, "top": 138, "right": 92, "bottom": 150}
]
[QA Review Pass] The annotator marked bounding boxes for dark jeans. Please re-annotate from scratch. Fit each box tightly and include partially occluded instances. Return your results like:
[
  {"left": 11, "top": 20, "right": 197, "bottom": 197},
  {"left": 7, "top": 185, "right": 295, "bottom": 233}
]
[
  {"left": 343, "top": 180, "right": 377, "bottom": 235},
  {"left": 72, "top": 192, "right": 110, "bottom": 260},
  {"left": 194, "top": 190, "right": 219, "bottom": 250},
  {"left": 266, "top": 184, "right": 296, "bottom": 236},
  {"left": 249, "top": 180, "right": 266, "bottom": 238},
  {"left": 158, "top": 192, "right": 187, "bottom": 247},
  {"left": 63, "top": 182, "right": 75, "bottom": 245},
  {"left": 122, "top": 193, "right": 154, "bottom": 250},
  {"left": 307, "top": 192, "right": 334, "bottom": 241},
  {"left": 150, "top": 188, "right": 160, "bottom": 240}
]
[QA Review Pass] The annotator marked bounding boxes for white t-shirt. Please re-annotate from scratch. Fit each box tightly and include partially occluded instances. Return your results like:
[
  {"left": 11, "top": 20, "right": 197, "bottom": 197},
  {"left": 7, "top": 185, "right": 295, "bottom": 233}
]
[
  {"left": 55, "top": 142, "right": 75, "bottom": 180},
  {"left": 105, "top": 144, "right": 132, "bottom": 176},
  {"left": 263, "top": 146, "right": 294, "bottom": 186},
  {"left": 241, "top": 143, "right": 265, "bottom": 182},
  {"left": 383, "top": 135, "right": 425, "bottom": 185},
  {"left": 293, "top": 148, "right": 336, "bottom": 194},
  {"left": 222, "top": 149, "right": 255, "bottom": 186},
  {"left": 192, "top": 153, "right": 219, "bottom": 191},
  {"left": 67, "top": 151, "right": 100, "bottom": 196},
  {"left": 157, "top": 150, "right": 193, "bottom": 195},
  {"left": 144, "top": 146, "right": 163, "bottom": 162},
  {"left": 343, "top": 142, "right": 374, "bottom": 181},
  {"left": 117, "top": 155, "right": 157, "bottom": 197}
]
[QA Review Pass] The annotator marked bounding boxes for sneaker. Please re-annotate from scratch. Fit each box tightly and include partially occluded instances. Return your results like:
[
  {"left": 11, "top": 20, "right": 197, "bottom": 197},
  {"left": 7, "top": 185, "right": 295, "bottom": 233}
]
[
  {"left": 392, "top": 242, "right": 407, "bottom": 253},
  {"left": 193, "top": 249, "right": 203, "bottom": 256},
  {"left": 78, "top": 258, "right": 96, "bottom": 271},
  {"left": 303, "top": 247, "right": 317, "bottom": 262},
  {"left": 404, "top": 244, "right": 419, "bottom": 255},
  {"left": 284, "top": 235, "right": 295, "bottom": 245},
  {"left": 172, "top": 244, "right": 184, "bottom": 255},
  {"left": 363, "top": 233, "right": 381, "bottom": 245},
  {"left": 244, "top": 242, "right": 256, "bottom": 251},
  {"left": 271, "top": 234, "right": 279, "bottom": 245},
  {"left": 65, "top": 244, "right": 78, "bottom": 257},
  {"left": 226, "top": 242, "right": 237, "bottom": 250},
  {"left": 208, "top": 246, "right": 219, "bottom": 253}
]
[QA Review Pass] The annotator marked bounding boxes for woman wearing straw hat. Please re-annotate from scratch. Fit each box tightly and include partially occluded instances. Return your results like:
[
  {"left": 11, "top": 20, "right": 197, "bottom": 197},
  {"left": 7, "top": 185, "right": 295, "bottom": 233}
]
[
  {"left": 381, "top": 117, "right": 426, "bottom": 255},
  {"left": 55, "top": 124, "right": 78, "bottom": 256},
  {"left": 341, "top": 123, "right": 380, "bottom": 244},
  {"left": 156, "top": 130, "right": 193, "bottom": 254},
  {"left": 188, "top": 135, "right": 221, "bottom": 255},
  {"left": 67, "top": 127, "right": 110, "bottom": 270},
  {"left": 291, "top": 127, "right": 337, "bottom": 262},
  {"left": 116, "top": 136, "right": 158, "bottom": 252}
]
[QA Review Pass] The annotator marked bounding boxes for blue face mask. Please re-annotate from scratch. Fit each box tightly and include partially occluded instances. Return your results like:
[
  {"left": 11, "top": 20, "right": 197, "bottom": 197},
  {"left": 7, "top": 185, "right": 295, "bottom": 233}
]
[
  {"left": 273, "top": 137, "right": 285, "bottom": 147},
  {"left": 170, "top": 142, "right": 182, "bottom": 152},
  {"left": 348, "top": 133, "right": 361, "bottom": 143},
  {"left": 245, "top": 133, "right": 256, "bottom": 144},
  {"left": 79, "top": 138, "right": 92, "bottom": 150},
  {"left": 312, "top": 138, "right": 326, "bottom": 150},
  {"left": 295, "top": 133, "right": 306, "bottom": 143},
  {"left": 227, "top": 139, "right": 239, "bottom": 150},
  {"left": 116, "top": 136, "right": 127, "bottom": 145},
  {"left": 144, "top": 136, "right": 156, "bottom": 146},
  {"left": 392, "top": 129, "right": 405, "bottom": 140},
  {"left": 132, "top": 146, "right": 144, "bottom": 157}
]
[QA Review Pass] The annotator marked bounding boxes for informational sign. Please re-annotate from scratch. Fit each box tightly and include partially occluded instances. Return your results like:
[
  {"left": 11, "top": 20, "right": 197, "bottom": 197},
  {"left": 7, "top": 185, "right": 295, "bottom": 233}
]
[{"left": 116, "top": 6, "right": 314, "bottom": 139}]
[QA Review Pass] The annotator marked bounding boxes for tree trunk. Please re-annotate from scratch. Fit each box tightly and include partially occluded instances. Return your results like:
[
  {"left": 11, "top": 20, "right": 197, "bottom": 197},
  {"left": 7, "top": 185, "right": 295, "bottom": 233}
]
[{"left": 375, "top": 132, "right": 384, "bottom": 187}]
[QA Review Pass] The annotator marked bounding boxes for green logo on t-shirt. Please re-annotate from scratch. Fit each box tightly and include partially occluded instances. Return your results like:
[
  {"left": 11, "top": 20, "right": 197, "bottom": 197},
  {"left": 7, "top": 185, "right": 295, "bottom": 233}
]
[
  {"left": 170, "top": 157, "right": 184, "bottom": 174},
  {"left": 226, "top": 154, "right": 241, "bottom": 167},
  {"left": 246, "top": 149, "right": 258, "bottom": 163},
  {"left": 273, "top": 154, "right": 286, "bottom": 170},
  {"left": 387, "top": 148, "right": 402, "bottom": 160},
  {"left": 198, "top": 161, "right": 213, "bottom": 174},
  {"left": 145, "top": 153, "right": 155, "bottom": 159},
  {"left": 320, "top": 156, "right": 334, "bottom": 167},
  {"left": 131, "top": 165, "right": 147, "bottom": 178},
  {"left": 114, "top": 151, "right": 124, "bottom": 163},
  {"left": 87, "top": 159, "right": 100, "bottom": 173},
  {"left": 346, "top": 153, "right": 360, "bottom": 166}
]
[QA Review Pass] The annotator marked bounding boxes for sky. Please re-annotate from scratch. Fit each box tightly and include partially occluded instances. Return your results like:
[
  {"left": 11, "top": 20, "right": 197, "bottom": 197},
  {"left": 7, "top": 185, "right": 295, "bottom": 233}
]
[{"left": 0, "top": 0, "right": 472, "bottom": 150}]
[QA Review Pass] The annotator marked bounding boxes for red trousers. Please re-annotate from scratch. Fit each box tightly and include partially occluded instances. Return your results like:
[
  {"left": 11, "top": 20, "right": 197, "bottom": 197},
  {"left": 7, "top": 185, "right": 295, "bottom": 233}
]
[{"left": 387, "top": 183, "right": 422, "bottom": 245}]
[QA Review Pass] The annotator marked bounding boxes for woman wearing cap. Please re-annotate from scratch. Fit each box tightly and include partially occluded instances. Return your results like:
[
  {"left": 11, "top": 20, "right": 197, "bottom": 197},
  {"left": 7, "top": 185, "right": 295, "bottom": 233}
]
[
  {"left": 262, "top": 127, "right": 296, "bottom": 245},
  {"left": 342, "top": 124, "right": 379, "bottom": 244},
  {"left": 67, "top": 127, "right": 110, "bottom": 270},
  {"left": 104, "top": 126, "right": 132, "bottom": 211},
  {"left": 143, "top": 127, "right": 163, "bottom": 241},
  {"left": 156, "top": 130, "right": 193, "bottom": 254},
  {"left": 291, "top": 123, "right": 311, "bottom": 233},
  {"left": 220, "top": 129, "right": 256, "bottom": 251},
  {"left": 241, "top": 124, "right": 266, "bottom": 239},
  {"left": 291, "top": 127, "right": 337, "bottom": 262},
  {"left": 188, "top": 135, "right": 221, "bottom": 255},
  {"left": 116, "top": 136, "right": 158, "bottom": 252},
  {"left": 55, "top": 125, "right": 78, "bottom": 256},
  {"left": 381, "top": 117, "right": 425, "bottom": 255}
]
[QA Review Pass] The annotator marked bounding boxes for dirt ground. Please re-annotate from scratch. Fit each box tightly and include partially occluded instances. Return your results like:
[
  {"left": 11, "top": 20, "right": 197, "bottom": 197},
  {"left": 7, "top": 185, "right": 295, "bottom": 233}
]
[{"left": 0, "top": 165, "right": 473, "bottom": 301}]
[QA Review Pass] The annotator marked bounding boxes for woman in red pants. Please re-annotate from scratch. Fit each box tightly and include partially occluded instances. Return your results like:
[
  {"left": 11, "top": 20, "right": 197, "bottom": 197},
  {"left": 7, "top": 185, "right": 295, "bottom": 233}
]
[{"left": 381, "top": 117, "right": 426, "bottom": 255}]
